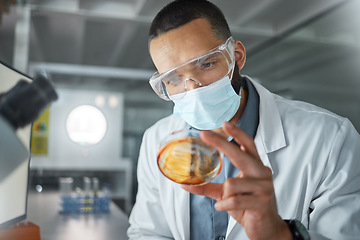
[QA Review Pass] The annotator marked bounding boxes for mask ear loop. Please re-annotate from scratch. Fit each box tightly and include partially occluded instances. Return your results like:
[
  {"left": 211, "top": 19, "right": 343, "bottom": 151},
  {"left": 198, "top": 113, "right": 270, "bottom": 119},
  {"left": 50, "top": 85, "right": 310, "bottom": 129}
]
[{"left": 224, "top": 39, "right": 236, "bottom": 83}]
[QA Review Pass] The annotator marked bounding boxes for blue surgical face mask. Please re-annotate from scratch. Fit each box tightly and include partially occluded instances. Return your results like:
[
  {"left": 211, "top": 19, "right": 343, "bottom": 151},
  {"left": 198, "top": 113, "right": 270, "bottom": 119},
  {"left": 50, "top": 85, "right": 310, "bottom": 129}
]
[{"left": 169, "top": 75, "right": 241, "bottom": 130}]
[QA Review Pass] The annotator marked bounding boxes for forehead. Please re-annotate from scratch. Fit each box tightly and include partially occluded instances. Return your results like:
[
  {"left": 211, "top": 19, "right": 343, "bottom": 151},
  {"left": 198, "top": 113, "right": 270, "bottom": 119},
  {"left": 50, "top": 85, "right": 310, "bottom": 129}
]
[{"left": 149, "top": 18, "right": 223, "bottom": 74}]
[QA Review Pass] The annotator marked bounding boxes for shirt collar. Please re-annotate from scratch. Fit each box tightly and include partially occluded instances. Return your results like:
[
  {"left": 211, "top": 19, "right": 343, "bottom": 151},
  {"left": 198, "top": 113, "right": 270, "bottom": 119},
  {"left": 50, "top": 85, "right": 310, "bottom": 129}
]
[{"left": 228, "top": 75, "right": 260, "bottom": 141}]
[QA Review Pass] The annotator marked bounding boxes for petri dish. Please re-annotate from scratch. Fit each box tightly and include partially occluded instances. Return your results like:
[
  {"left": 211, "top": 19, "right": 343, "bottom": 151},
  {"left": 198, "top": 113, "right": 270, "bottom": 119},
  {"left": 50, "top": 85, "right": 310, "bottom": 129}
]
[{"left": 157, "top": 129, "right": 222, "bottom": 185}]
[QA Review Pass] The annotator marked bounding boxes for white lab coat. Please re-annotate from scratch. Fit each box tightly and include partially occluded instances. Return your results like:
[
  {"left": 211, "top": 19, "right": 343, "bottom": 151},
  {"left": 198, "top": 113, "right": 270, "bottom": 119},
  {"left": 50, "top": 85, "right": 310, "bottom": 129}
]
[{"left": 128, "top": 78, "right": 360, "bottom": 240}]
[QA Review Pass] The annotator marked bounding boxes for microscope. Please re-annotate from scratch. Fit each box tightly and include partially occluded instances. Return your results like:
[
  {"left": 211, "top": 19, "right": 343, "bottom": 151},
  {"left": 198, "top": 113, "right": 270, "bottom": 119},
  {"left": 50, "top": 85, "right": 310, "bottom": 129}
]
[{"left": 0, "top": 74, "right": 58, "bottom": 182}]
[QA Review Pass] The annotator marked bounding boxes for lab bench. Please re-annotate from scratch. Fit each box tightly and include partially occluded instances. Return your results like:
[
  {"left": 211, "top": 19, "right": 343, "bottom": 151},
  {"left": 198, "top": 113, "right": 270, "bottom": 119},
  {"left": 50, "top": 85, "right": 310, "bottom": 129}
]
[
  {"left": 29, "top": 157, "right": 133, "bottom": 213},
  {"left": 26, "top": 191, "right": 130, "bottom": 240}
]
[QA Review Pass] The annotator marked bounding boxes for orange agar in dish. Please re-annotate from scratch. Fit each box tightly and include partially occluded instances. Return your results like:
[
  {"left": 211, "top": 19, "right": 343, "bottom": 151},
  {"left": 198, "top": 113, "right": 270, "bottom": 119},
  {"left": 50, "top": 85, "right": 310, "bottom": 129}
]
[{"left": 157, "top": 135, "right": 222, "bottom": 185}]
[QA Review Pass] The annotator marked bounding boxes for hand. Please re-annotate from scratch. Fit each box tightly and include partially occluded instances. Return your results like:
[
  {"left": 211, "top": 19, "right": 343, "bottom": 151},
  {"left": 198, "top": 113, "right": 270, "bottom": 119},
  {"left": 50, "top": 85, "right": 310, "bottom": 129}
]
[{"left": 182, "top": 122, "right": 291, "bottom": 240}]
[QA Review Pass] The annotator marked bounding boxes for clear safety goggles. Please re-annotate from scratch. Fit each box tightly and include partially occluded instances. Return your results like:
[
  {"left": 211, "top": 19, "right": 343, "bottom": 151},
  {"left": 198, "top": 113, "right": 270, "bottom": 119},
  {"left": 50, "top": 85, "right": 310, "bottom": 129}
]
[{"left": 149, "top": 37, "right": 235, "bottom": 101}]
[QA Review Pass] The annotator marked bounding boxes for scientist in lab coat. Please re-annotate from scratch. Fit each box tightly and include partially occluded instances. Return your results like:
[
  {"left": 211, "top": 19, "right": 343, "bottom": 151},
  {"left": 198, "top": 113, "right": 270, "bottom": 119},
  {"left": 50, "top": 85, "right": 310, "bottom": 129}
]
[{"left": 128, "top": 0, "right": 360, "bottom": 239}]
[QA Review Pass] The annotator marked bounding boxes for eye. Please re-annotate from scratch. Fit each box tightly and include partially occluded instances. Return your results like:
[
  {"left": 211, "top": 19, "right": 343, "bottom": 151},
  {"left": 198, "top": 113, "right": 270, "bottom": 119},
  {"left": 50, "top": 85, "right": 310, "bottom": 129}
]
[
  {"left": 195, "top": 54, "right": 218, "bottom": 71},
  {"left": 201, "top": 61, "right": 215, "bottom": 69},
  {"left": 162, "top": 73, "right": 182, "bottom": 86},
  {"left": 162, "top": 79, "right": 174, "bottom": 85}
]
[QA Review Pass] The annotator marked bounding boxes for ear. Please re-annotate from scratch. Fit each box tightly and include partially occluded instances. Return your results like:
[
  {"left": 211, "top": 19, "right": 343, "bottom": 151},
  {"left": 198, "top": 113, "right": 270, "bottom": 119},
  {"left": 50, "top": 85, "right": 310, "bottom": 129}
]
[{"left": 234, "top": 40, "right": 246, "bottom": 70}]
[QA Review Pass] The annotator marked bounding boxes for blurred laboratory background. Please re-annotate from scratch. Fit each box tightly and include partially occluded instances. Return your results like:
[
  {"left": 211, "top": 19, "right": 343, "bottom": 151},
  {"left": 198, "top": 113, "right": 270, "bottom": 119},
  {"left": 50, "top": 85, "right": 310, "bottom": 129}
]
[{"left": 1, "top": 0, "right": 360, "bottom": 218}]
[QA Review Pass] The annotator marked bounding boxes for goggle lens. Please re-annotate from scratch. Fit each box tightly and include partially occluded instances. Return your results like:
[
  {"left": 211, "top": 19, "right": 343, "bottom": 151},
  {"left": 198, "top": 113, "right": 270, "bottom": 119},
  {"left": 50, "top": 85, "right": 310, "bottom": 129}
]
[{"left": 150, "top": 37, "right": 235, "bottom": 100}]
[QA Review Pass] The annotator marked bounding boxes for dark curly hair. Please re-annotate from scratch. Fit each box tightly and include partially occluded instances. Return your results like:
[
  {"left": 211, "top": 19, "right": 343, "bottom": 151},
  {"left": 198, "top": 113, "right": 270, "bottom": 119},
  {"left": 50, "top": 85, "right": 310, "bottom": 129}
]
[
  {"left": 149, "top": 0, "right": 231, "bottom": 42},
  {"left": 149, "top": 0, "right": 242, "bottom": 93}
]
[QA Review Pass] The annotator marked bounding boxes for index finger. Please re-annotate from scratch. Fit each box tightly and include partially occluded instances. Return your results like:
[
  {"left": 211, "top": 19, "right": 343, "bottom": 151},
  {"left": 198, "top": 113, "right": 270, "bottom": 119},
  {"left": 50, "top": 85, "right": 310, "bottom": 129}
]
[
  {"left": 200, "top": 125, "right": 266, "bottom": 178},
  {"left": 223, "top": 122, "right": 260, "bottom": 159}
]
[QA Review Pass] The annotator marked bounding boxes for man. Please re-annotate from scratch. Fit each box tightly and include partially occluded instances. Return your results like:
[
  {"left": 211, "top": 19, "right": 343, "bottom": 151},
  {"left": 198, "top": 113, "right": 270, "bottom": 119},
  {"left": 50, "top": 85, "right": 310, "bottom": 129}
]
[{"left": 128, "top": 0, "right": 360, "bottom": 239}]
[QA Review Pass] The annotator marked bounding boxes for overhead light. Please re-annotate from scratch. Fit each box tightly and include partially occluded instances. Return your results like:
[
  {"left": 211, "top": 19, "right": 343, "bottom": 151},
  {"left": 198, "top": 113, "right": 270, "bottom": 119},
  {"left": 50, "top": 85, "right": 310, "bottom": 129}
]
[
  {"left": 108, "top": 95, "right": 119, "bottom": 108},
  {"left": 66, "top": 105, "right": 107, "bottom": 146},
  {"left": 95, "top": 95, "right": 105, "bottom": 107}
]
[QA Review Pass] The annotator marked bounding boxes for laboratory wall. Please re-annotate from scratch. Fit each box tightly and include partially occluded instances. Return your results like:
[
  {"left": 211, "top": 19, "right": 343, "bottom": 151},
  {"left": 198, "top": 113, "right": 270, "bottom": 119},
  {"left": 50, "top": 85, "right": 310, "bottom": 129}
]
[{"left": 243, "top": 0, "right": 360, "bottom": 132}]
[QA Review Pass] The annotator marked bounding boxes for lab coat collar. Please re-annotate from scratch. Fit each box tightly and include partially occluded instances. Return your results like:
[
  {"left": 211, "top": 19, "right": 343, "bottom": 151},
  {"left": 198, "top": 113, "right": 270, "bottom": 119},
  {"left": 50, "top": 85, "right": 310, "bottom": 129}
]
[
  {"left": 250, "top": 77, "right": 286, "bottom": 153},
  {"left": 244, "top": 76, "right": 287, "bottom": 172}
]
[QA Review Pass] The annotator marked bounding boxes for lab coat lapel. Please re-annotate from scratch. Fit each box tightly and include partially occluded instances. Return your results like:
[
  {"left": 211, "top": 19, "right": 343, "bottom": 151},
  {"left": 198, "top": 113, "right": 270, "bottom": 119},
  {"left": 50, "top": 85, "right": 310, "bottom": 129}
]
[
  {"left": 173, "top": 183, "right": 190, "bottom": 240},
  {"left": 226, "top": 215, "right": 238, "bottom": 238},
  {"left": 250, "top": 78, "right": 286, "bottom": 154},
  {"left": 250, "top": 77, "right": 286, "bottom": 170},
  {"left": 226, "top": 77, "right": 286, "bottom": 237}
]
